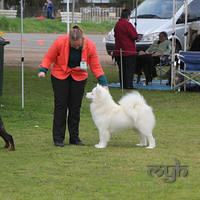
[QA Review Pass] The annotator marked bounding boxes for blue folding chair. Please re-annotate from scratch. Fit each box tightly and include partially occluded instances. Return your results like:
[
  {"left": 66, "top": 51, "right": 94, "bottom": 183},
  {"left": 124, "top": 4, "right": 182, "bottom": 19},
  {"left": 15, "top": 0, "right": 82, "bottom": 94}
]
[{"left": 174, "top": 51, "right": 200, "bottom": 91}]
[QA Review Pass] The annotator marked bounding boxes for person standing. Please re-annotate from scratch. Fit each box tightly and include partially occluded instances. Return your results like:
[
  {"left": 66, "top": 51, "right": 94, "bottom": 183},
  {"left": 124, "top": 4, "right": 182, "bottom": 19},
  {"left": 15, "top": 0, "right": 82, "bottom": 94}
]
[
  {"left": 46, "top": 0, "right": 53, "bottom": 19},
  {"left": 38, "top": 25, "right": 108, "bottom": 147},
  {"left": 114, "top": 9, "right": 138, "bottom": 89}
]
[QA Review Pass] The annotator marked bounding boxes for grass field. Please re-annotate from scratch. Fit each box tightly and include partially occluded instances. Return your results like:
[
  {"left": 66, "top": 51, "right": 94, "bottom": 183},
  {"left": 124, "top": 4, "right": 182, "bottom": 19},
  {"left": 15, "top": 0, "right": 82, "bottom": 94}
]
[
  {"left": 0, "top": 66, "right": 200, "bottom": 200},
  {"left": 0, "top": 16, "right": 114, "bottom": 34}
]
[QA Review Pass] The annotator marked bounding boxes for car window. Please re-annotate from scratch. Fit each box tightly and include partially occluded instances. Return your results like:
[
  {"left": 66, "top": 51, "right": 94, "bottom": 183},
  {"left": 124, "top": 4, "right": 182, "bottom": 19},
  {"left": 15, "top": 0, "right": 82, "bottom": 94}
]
[
  {"left": 131, "top": 0, "right": 184, "bottom": 19},
  {"left": 177, "top": 0, "right": 200, "bottom": 24},
  {"left": 187, "top": 0, "right": 200, "bottom": 21}
]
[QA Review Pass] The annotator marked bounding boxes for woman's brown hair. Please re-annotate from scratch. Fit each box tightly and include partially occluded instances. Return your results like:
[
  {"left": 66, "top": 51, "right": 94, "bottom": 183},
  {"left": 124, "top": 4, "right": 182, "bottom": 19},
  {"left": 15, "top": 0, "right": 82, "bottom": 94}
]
[{"left": 69, "top": 25, "right": 84, "bottom": 41}]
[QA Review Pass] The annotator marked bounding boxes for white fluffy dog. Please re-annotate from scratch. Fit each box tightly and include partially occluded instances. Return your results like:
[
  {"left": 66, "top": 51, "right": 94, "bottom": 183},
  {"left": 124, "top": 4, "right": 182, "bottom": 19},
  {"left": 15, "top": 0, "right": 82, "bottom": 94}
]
[{"left": 86, "top": 84, "right": 156, "bottom": 149}]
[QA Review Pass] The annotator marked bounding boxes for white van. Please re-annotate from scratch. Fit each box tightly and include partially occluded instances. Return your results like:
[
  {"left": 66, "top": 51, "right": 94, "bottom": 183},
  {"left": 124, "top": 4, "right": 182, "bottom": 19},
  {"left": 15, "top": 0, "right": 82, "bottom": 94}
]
[{"left": 105, "top": 0, "right": 200, "bottom": 56}]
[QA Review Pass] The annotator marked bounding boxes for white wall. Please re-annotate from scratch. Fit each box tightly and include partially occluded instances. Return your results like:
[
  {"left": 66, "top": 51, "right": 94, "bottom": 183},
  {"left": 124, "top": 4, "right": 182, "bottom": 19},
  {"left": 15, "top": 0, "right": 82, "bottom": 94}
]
[{"left": 85, "top": 0, "right": 110, "bottom": 3}]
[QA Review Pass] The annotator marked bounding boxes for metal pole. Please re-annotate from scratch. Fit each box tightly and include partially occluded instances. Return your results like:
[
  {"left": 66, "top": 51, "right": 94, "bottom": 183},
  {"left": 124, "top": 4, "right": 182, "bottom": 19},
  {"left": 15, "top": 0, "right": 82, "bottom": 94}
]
[
  {"left": 1, "top": 0, "right": 4, "bottom": 9},
  {"left": 183, "top": 0, "right": 188, "bottom": 91},
  {"left": 67, "top": 0, "right": 70, "bottom": 33},
  {"left": 184, "top": 0, "right": 188, "bottom": 51},
  {"left": 72, "top": 0, "right": 75, "bottom": 25},
  {"left": 134, "top": 0, "right": 138, "bottom": 30},
  {"left": 120, "top": 48, "right": 123, "bottom": 95},
  {"left": 20, "top": 0, "right": 24, "bottom": 109},
  {"left": 171, "top": 0, "right": 176, "bottom": 90}
]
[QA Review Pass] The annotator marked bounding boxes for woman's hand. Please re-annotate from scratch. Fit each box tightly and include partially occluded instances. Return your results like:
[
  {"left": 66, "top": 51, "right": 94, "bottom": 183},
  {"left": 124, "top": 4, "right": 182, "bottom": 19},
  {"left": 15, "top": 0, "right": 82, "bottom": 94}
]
[
  {"left": 38, "top": 72, "right": 46, "bottom": 78},
  {"left": 138, "top": 51, "right": 145, "bottom": 55}
]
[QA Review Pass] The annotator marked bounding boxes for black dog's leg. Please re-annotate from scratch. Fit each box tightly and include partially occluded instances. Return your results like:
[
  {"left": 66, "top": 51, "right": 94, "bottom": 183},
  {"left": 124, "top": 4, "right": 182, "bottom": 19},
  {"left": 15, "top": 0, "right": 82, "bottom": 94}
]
[
  {"left": 0, "top": 131, "right": 10, "bottom": 148},
  {"left": 0, "top": 117, "right": 15, "bottom": 151},
  {"left": 0, "top": 116, "right": 9, "bottom": 148}
]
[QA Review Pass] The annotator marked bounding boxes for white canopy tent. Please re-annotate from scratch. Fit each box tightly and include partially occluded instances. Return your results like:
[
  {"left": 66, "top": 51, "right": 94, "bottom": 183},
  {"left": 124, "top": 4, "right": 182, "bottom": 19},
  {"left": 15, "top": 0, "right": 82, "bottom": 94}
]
[
  {"left": 171, "top": 0, "right": 189, "bottom": 89},
  {"left": 132, "top": 0, "right": 190, "bottom": 89},
  {"left": 19, "top": 0, "right": 76, "bottom": 108},
  {"left": 19, "top": 0, "right": 191, "bottom": 108},
  {"left": 134, "top": 0, "right": 138, "bottom": 30},
  {"left": 20, "top": 0, "right": 24, "bottom": 109},
  {"left": 134, "top": 0, "right": 191, "bottom": 89},
  {"left": 171, "top": 0, "right": 177, "bottom": 89},
  {"left": 171, "top": 0, "right": 190, "bottom": 52},
  {"left": 183, "top": 0, "right": 188, "bottom": 51}
]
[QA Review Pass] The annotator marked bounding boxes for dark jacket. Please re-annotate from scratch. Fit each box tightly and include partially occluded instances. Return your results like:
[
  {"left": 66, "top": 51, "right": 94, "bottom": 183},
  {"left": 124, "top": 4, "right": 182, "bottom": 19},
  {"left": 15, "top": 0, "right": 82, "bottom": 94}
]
[
  {"left": 190, "top": 35, "right": 200, "bottom": 51},
  {"left": 47, "top": 2, "right": 53, "bottom": 13},
  {"left": 114, "top": 19, "right": 138, "bottom": 56}
]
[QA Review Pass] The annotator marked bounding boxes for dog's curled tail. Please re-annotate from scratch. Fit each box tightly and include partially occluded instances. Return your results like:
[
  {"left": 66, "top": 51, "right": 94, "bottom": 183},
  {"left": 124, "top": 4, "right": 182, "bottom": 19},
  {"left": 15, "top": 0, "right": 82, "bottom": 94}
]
[
  {"left": 118, "top": 91, "right": 152, "bottom": 121},
  {"left": 118, "top": 91, "right": 147, "bottom": 106}
]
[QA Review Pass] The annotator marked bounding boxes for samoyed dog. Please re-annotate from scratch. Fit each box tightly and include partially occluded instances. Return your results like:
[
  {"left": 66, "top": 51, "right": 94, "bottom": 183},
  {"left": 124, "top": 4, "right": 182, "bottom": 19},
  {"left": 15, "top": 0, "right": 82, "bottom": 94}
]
[{"left": 86, "top": 84, "right": 156, "bottom": 149}]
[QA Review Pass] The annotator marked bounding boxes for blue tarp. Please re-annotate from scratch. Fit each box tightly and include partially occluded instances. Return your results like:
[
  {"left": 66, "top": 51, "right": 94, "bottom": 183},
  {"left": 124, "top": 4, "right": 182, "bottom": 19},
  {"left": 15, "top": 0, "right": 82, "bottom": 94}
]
[{"left": 108, "top": 79, "right": 172, "bottom": 91}]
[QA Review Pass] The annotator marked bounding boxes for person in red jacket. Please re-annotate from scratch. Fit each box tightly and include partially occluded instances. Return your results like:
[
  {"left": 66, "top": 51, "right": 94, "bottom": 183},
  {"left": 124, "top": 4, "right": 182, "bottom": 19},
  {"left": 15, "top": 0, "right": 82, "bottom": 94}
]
[
  {"left": 114, "top": 8, "right": 138, "bottom": 89},
  {"left": 38, "top": 25, "right": 108, "bottom": 147}
]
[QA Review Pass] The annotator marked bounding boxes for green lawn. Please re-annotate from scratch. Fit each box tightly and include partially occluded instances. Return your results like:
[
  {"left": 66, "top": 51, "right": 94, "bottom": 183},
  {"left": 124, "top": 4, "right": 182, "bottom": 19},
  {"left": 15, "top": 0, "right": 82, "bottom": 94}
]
[
  {"left": 0, "top": 66, "right": 200, "bottom": 200},
  {"left": 0, "top": 16, "right": 114, "bottom": 34}
]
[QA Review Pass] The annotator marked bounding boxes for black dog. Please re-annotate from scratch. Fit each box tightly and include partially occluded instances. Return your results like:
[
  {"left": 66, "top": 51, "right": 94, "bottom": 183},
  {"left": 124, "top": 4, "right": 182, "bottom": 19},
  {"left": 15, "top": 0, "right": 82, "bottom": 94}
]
[{"left": 0, "top": 116, "right": 15, "bottom": 151}]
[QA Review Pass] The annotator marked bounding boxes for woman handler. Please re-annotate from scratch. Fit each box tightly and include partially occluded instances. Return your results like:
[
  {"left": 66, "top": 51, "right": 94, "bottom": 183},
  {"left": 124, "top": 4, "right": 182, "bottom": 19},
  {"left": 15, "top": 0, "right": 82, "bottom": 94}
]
[{"left": 38, "top": 26, "right": 108, "bottom": 147}]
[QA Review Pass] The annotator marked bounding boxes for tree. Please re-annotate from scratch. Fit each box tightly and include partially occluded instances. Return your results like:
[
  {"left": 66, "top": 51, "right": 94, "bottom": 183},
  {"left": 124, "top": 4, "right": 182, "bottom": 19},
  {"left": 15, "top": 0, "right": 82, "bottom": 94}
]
[{"left": 4, "top": 0, "right": 19, "bottom": 9}]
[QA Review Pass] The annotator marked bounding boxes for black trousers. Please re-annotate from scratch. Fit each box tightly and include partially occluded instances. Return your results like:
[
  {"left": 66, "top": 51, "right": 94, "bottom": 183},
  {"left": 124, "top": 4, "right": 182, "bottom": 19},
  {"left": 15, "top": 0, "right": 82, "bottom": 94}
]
[
  {"left": 51, "top": 75, "right": 87, "bottom": 143},
  {"left": 115, "top": 55, "right": 136, "bottom": 89},
  {"left": 136, "top": 54, "right": 158, "bottom": 83}
]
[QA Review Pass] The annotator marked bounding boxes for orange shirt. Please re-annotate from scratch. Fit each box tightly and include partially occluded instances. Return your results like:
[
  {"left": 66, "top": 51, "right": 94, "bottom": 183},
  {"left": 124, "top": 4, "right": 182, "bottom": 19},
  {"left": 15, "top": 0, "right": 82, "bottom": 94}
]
[{"left": 40, "top": 34, "right": 105, "bottom": 81}]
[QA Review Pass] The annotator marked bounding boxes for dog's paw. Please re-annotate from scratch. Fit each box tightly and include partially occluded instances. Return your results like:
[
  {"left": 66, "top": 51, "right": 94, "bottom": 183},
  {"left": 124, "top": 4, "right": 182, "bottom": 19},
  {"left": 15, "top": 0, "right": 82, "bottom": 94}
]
[
  {"left": 8, "top": 147, "right": 15, "bottom": 151},
  {"left": 136, "top": 143, "right": 147, "bottom": 147},
  {"left": 95, "top": 144, "right": 106, "bottom": 148},
  {"left": 146, "top": 145, "right": 156, "bottom": 149}
]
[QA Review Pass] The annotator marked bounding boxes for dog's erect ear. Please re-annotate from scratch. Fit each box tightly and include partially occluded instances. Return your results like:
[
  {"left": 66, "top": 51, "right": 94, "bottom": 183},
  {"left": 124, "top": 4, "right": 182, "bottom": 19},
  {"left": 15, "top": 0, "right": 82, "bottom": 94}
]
[
  {"left": 97, "top": 84, "right": 104, "bottom": 90},
  {"left": 95, "top": 84, "right": 102, "bottom": 96}
]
